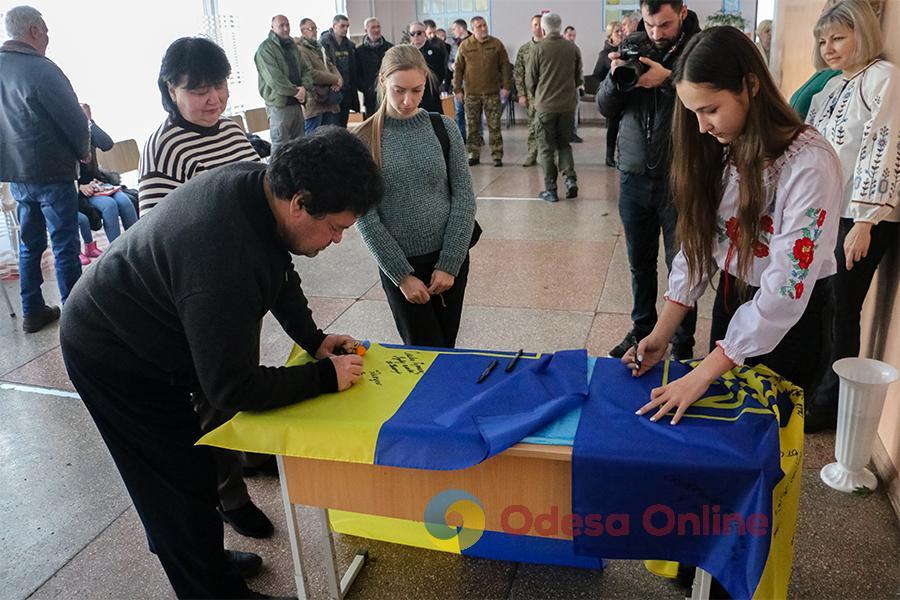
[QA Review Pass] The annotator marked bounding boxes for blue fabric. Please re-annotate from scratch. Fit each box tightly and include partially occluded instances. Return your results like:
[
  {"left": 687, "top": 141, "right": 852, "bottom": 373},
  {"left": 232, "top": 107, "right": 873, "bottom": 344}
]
[
  {"left": 572, "top": 358, "right": 783, "bottom": 599},
  {"left": 522, "top": 357, "right": 596, "bottom": 445},
  {"left": 463, "top": 529, "right": 604, "bottom": 569},
  {"left": 374, "top": 349, "right": 588, "bottom": 470},
  {"left": 12, "top": 182, "right": 82, "bottom": 314}
]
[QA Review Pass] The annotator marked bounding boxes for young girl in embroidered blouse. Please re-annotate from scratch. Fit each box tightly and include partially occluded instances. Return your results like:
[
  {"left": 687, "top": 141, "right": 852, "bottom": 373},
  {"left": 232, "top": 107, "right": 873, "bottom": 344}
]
[
  {"left": 804, "top": 0, "right": 899, "bottom": 432},
  {"left": 625, "top": 26, "right": 843, "bottom": 425}
]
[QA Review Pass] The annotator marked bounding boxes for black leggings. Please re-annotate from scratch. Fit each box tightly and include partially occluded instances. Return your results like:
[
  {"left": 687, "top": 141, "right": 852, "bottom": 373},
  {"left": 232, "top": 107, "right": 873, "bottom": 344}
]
[
  {"left": 710, "top": 271, "right": 834, "bottom": 396},
  {"left": 812, "top": 218, "right": 899, "bottom": 412},
  {"left": 381, "top": 252, "right": 470, "bottom": 348}
]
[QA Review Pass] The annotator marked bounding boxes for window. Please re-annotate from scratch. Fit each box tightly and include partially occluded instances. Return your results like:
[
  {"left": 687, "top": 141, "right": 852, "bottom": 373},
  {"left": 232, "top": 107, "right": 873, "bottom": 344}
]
[
  {"left": 0, "top": 0, "right": 340, "bottom": 146},
  {"left": 417, "top": 0, "right": 491, "bottom": 32}
]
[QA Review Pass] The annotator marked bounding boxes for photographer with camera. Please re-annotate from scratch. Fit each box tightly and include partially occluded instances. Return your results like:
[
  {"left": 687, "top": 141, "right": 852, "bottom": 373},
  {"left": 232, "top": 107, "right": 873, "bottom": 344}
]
[{"left": 596, "top": 0, "right": 700, "bottom": 360}]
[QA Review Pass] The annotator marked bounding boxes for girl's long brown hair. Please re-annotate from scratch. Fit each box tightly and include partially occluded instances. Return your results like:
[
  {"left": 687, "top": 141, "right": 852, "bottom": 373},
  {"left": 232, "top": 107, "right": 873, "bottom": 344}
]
[
  {"left": 670, "top": 26, "right": 807, "bottom": 288},
  {"left": 354, "top": 44, "right": 437, "bottom": 167}
]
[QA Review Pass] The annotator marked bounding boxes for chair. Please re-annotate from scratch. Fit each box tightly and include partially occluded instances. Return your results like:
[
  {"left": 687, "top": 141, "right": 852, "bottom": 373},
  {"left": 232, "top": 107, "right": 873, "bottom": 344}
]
[
  {"left": 96, "top": 139, "right": 140, "bottom": 175},
  {"left": 243, "top": 108, "right": 270, "bottom": 134},
  {"left": 228, "top": 114, "right": 247, "bottom": 132}
]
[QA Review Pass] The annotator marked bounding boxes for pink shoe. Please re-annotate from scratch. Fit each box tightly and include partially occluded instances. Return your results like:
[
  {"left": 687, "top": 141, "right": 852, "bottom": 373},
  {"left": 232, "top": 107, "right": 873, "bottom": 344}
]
[
  {"left": 85, "top": 240, "right": 102, "bottom": 258},
  {"left": 79, "top": 253, "right": 91, "bottom": 266}
]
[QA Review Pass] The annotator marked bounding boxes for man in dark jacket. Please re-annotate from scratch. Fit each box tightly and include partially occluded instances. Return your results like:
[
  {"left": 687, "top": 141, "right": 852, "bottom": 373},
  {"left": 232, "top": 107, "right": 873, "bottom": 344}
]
[
  {"left": 320, "top": 14, "right": 360, "bottom": 126},
  {"left": 60, "top": 129, "right": 384, "bottom": 599},
  {"left": 0, "top": 5, "right": 89, "bottom": 333},
  {"left": 409, "top": 21, "right": 448, "bottom": 114},
  {"left": 355, "top": 17, "right": 393, "bottom": 118},
  {"left": 596, "top": 0, "right": 699, "bottom": 360},
  {"left": 449, "top": 19, "right": 473, "bottom": 141}
]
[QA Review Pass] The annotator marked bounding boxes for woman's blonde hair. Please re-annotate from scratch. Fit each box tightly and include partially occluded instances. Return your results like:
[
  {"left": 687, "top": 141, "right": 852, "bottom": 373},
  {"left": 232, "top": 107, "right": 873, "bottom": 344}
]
[
  {"left": 355, "top": 45, "right": 437, "bottom": 166},
  {"left": 606, "top": 21, "right": 622, "bottom": 41},
  {"left": 813, "top": 0, "right": 883, "bottom": 70},
  {"left": 756, "top": 19, "right": 772, "bottom": 36}
]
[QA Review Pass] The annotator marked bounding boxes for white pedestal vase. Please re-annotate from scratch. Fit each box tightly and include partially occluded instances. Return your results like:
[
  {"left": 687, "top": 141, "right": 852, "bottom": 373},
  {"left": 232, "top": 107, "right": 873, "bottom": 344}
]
[{"left": 820, "top": 357, "right": 899, "bottom": 493}]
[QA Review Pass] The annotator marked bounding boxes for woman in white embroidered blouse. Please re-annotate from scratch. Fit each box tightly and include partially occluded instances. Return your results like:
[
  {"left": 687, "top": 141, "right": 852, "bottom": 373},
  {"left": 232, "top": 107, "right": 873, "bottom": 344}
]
[
  {"left": 805, "top": 0, "right": 899, "bottom": 432},
  {"left": 623, "top": 26, "right": 843, "bottom": 425}
]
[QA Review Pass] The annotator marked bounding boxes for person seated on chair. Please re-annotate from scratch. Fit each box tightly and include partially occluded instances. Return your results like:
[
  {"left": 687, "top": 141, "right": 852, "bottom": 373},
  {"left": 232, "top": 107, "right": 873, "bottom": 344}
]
[{"left": 77, "top": 104, "right": 137, "bottom": 244}]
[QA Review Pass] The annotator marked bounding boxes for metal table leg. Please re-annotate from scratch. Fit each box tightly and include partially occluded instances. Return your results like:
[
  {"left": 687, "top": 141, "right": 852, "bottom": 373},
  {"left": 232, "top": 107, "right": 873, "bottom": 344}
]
[
  {"left": 689, "top": 567, "right": 712, "bottom": 600},
  {"left": 314, "top": 508, "right": 366, "bottom": 600},
  {"left": 278, "top": 456, "right": 367, "bottom": 600},
  {"left": 278, "top": 456, "right": 310, "bottom": 600}
]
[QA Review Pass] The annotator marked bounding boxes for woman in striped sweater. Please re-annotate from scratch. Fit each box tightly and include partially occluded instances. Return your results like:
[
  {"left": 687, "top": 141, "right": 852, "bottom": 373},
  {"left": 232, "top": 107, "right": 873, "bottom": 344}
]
[
  {"left": 138, "top": 37, "right": 258, "bottom": 214},
  {"left": 136, "top": 37, "right": 274, "bottom": 548}
]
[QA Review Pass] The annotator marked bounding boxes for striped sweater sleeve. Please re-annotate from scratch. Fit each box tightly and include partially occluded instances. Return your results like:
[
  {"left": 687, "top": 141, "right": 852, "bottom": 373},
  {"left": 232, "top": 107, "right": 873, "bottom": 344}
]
[{"left": 139, "top": 119, "right": 259, "bottom": 214}]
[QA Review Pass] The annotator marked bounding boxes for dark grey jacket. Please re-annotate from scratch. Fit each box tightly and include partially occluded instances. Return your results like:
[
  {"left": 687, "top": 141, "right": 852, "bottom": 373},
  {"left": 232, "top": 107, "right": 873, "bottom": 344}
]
[
  {"left": 596, "top": 11, "right": 700, "bottom": 178},
  {"left": 0, "top": 41, "right": 89, "bottom": 183}
]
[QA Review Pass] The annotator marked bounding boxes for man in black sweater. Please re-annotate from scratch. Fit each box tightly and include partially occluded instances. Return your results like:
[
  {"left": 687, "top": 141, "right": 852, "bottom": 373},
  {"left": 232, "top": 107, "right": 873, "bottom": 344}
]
[{"left": 60, "top": 129, "right": 384, "bottom": 599}]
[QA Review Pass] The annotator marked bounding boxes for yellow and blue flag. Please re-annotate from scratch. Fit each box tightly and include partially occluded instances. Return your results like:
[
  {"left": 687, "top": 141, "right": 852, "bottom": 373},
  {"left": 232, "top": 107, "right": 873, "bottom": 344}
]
[{"left": 572, "top": 358, "right": 802, "bottom": 599}]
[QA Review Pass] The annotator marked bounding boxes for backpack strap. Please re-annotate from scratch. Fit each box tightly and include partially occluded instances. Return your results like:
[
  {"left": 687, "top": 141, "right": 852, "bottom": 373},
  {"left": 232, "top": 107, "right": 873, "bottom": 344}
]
[{"left": 427, "top": 112, "right": 452, "bottom": 195}]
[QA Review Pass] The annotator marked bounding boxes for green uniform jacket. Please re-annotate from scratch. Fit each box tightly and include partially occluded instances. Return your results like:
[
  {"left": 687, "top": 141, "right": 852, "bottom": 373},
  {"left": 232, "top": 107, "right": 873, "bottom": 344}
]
[
  {"left": 453, "top": 35, "right": 512, "bottom": 96},
  {"left": 255, "top": 31, "right": 314, "bottom": 108},
  {"left": 514, "top": 39, "right": 538, "bottom": 99},
  {"left": 526, "top": 33, "right": 583, "bottom": 113}
]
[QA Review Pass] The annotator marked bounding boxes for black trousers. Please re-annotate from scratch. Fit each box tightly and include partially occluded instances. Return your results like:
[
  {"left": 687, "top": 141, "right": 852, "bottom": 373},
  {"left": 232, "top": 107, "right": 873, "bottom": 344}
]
[
  {"left": 710, "top": 271, "right": 834, "bottom": 397},
  {"left": 618, "top": 172, "right": 697, "bottom": 348},
  {"left": 381, "top": 252, "right": 469, "bottom": 348},
  {"left": 61, "top": 346, "right": 250, "bottom": 599},
  {"left": 338, "top": 91, "right": 355, "bottom": 127},
  {"left": 812, "top": 218, "right": 899, "bottom": 412},
  {"left": 362, "top": 89, "right": 379, "bottom": 119},
  {"left": 605, "top": 114, "right": 621, "bottom": 160}
]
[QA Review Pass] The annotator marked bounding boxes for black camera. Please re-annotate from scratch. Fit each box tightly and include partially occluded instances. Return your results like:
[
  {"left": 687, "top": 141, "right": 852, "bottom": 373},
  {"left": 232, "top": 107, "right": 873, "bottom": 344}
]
[{"left": 612, "top": 32, "right": 658, "bottom": 92}]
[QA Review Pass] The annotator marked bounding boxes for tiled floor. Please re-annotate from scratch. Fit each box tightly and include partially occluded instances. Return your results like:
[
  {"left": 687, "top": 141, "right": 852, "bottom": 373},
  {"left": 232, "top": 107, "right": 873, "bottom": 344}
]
[{"left": 1, "top": 124, "right": 897, "bottom": 600}]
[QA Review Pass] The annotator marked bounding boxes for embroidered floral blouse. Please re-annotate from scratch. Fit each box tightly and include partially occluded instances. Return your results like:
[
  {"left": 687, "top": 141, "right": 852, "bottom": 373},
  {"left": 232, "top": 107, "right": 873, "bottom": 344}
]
[
  {"left": 665, "top": 129, "right": 843, "bottom": 366},
  {"left": 807, "top": 59, "right": 900, "bottom": 223}
]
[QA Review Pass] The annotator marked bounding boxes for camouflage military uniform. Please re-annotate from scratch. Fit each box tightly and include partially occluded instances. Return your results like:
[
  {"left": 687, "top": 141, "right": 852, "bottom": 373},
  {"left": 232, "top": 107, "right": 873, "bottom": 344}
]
[
  {"left": 464, "top": 94, "right": 504, "bottom": 161},
  {"left": 514, "top": 39, "right": 540, "bottom": 163},
  {"left": 453, "top": 35, "right": 512, "bottom": 162}
]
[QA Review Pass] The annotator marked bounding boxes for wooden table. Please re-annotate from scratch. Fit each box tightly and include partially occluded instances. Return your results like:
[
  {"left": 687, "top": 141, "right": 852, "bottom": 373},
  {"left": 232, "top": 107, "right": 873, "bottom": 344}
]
[{"left": 276, "top": 442, "right": 714, "bottom": 600}]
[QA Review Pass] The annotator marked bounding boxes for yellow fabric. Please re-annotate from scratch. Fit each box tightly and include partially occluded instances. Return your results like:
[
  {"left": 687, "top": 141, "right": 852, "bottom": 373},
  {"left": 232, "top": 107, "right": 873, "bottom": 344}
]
[
  {"left": 196, "top": 343, "right": 437, "bottom": 463},
  {"left": 329, "top": 509, "right": 464, "bottom": 554},
  {"left": 642, "top": 365, "right": 804, "bottom": 600},
  {"left": 751, "top": 373, "right": 804, "bottom": 600},
  {"left": 644, "top": 559, "right": 680, "bottom": 579}
]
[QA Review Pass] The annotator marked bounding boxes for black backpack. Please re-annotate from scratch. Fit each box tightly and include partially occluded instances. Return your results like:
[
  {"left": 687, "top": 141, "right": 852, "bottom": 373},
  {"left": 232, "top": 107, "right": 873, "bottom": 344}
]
[{"left": 426, "top": 112, "right": 482, "bottom": 248}]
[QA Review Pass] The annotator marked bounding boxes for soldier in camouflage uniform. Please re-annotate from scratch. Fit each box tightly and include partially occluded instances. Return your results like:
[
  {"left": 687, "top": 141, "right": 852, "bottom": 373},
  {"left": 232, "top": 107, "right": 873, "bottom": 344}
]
[
  {"left": 514, "top": 14, "right": 544, "bottom": 167},
  {"left": 453, "top": 16, "right": 512, "bottom": 166}
]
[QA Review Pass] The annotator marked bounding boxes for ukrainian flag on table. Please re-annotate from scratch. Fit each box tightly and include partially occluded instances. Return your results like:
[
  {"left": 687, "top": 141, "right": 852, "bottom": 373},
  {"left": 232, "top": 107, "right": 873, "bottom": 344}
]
[
  {"left": 198, "top": 342, "right": 601, "bottom": 567},
  {"left": 199, "top": 344, "right": 802, "bottom": 590},
  {"left": 572, "top": 358, "right": 803, "bottom": 599}
]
